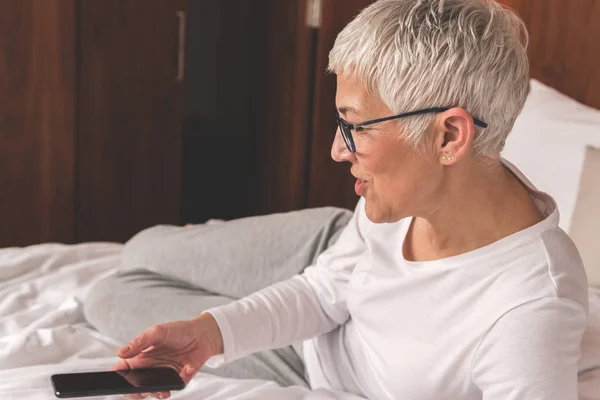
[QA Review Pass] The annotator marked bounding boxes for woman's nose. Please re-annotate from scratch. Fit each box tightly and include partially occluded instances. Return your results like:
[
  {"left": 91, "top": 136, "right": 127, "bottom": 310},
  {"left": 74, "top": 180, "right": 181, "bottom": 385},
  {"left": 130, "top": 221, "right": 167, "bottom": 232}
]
[{"left": 331, "top": 128, "right": 355, "bottom": 163}]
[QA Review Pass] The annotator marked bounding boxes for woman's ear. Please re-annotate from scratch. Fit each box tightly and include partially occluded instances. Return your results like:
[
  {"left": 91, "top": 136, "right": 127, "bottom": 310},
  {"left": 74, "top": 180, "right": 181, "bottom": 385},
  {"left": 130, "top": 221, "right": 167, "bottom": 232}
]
[{"left": 433, "top": 107, "right": 476, "bottom": 164}]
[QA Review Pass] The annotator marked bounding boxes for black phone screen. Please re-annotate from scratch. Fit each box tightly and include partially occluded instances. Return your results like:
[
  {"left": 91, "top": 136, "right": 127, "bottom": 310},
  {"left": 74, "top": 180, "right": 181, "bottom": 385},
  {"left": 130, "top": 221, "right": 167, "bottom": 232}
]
[{"left": 51, "top": 367, "right": 185, "bottom": 398}]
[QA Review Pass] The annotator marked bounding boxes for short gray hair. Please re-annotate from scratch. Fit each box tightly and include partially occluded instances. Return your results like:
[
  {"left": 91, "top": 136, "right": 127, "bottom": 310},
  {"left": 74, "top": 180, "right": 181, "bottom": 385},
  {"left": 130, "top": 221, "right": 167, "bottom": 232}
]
[{"left": 328, "top": 0, "right": 529, "bottom": 156}]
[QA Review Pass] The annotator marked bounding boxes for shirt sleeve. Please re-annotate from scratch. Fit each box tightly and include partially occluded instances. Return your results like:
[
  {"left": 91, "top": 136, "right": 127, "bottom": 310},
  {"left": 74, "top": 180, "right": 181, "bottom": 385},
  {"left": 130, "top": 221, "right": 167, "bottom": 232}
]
[
  {"left": 204, "top": 198, "right": 368, "bottom": 366},
  {"left": 471, "top": 296, "right": 587, "bottom": 400}
]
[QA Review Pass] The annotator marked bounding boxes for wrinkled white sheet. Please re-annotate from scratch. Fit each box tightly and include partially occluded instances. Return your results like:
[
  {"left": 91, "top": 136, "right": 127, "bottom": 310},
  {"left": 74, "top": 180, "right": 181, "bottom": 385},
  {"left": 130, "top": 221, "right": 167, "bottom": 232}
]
[
  {"left": 0, "top": 243, "right": 321, "bottom": 400},
  {"left": 1, "top": 243, "right": 599, "bottom": 400}
]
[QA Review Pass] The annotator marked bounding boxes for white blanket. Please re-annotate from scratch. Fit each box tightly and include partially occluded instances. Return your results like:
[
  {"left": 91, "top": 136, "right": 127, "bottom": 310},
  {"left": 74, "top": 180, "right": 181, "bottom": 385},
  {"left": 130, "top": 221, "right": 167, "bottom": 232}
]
[{"left": 1, "top": 243, "right": 599, "bottom": 400}]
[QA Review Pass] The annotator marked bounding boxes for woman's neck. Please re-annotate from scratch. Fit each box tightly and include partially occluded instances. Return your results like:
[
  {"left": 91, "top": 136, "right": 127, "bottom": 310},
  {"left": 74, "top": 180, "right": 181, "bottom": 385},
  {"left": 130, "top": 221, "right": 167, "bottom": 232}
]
[{"left": 406, "top": 158, "right": 543, "bottom": 262}]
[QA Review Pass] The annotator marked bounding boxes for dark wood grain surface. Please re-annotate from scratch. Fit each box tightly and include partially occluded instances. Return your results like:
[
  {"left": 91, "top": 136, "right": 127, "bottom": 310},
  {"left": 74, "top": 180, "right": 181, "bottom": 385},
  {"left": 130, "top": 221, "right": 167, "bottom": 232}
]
[
  {"left": 247, "top": 0, "right": 317, "bottom": 215},
  {"left": 500, "top": 0, "right": 600, "bottom": 110},
  {"left": 77, "top": 0, "right": 186, "bottom": 242},
  {"left": 0, "top": 0, "right": 76, "bottom": 246}
]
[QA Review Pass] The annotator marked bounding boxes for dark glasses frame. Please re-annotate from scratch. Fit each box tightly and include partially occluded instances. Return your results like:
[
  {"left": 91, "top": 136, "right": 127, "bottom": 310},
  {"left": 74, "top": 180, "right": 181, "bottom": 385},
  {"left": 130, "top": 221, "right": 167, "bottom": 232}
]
[{"left": 335, "top": 107, "right": 488, "bottom": 153}]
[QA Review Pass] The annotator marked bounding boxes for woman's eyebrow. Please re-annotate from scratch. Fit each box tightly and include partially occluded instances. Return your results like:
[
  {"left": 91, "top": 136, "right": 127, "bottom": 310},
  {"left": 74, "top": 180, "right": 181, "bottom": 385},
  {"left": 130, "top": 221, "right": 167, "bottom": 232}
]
[{"left": 337, "top": 106, "right": 361, "bottom": 115}]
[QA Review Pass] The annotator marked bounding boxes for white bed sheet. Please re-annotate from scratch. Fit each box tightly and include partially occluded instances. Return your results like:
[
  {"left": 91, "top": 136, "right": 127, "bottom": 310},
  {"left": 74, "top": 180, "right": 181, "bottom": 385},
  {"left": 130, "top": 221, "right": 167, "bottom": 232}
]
[
  {"left": 1, "top": 243, "right": 599, "bottom": 400},
  {"left": 0, "top": 243, "right": 321, "bottom": 400}
]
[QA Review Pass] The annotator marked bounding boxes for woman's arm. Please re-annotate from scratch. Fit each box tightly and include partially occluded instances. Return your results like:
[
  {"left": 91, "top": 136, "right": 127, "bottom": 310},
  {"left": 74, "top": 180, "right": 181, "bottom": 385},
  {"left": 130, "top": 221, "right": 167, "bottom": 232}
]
[
  {"left": 204, "top": 198, "right": 368, "bottom": 366},
  {"left": 471, "top": 297, "right": 587, "bottom": 399}
]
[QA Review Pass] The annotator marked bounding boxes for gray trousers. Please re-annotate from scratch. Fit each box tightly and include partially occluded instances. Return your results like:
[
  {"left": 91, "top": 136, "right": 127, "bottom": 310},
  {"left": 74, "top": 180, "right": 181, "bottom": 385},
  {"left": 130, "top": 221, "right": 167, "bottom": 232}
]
[{"left": 83, "top": 206, "right": 352, "bottom": 388}]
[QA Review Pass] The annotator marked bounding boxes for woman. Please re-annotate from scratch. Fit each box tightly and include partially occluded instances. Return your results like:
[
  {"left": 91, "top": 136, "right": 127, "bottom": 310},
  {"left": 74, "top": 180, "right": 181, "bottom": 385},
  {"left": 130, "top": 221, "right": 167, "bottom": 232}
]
[{"left": 112, "top": 0, "right": 588, "bottom": 398}]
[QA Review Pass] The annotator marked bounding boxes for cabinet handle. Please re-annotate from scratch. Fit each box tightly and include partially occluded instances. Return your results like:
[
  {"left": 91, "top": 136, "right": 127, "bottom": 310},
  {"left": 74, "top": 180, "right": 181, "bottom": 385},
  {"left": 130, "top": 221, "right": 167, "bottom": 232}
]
[
  {"left": 176, "top": 10, "right": 186, "bottom": 82},
  {"left": 306, "top": 0, "right": 322, "bottom": 28}
]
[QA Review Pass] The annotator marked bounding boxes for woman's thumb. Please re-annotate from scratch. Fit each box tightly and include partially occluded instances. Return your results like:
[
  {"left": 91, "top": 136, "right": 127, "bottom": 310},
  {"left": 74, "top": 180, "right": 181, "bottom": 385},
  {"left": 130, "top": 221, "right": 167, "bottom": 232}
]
[
  {"left": 181, "top": 364, "right": 197, "bottom": 385},
  {"left": 118, "top": 325, "right": 166, "bottom": 358}
]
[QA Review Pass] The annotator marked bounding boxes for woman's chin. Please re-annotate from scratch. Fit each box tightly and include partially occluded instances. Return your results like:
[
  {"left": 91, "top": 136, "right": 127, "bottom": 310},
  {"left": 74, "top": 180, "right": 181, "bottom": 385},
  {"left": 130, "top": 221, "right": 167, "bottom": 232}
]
[
  {"left": 364, "top": 201, "right": 387, "bottom": 223},
  {"left": 364, "top": 200, "right": 405, "bottom": 224}
]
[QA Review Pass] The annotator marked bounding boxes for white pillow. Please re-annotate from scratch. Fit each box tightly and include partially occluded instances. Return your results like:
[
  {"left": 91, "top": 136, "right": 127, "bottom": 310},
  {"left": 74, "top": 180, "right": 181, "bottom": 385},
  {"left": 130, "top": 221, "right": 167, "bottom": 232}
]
[
  {"left": 502, "top": 79, "right": 600, "bottom": 233},
  {"left": 570, "top": 147, "right": 600, "bottom": 286}
]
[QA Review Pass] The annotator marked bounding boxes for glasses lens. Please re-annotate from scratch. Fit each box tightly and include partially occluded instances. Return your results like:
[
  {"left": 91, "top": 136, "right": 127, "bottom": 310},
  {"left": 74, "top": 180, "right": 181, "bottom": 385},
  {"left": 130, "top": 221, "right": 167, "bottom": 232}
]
[{"left": 336, "top": 118, "right": 354, "bottom": 152}]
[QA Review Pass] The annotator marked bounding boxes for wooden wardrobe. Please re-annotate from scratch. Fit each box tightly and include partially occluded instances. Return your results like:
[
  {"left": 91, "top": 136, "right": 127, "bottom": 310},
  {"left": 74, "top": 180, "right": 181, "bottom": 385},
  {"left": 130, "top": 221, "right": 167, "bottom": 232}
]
[{"left": 0, "top": 0, "right": 185, "bottom": 246}]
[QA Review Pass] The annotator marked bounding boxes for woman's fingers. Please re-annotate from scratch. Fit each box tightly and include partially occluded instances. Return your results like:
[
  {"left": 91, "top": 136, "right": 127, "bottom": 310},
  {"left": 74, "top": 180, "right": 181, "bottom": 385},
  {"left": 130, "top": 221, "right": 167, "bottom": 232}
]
[
  {"left": 122, "top": 393, "right": 148, "bottom": 400},
  {"left": 111, "top": 354, "right": 156, "bottom": 372},
  {"left": 150, "top": 392, "right": 170, "bottom": 399},
  {"left": 180, "top": 364, "right": 197, "bottom": 385},
  {"left": 118, "top": 325, "right": 167, "bottom": 359},
  {"left": 111, "top": 358, "right": 131, "bottom": 371},
  {"left": 140, "top": 345, "right": 156, "bottom": 353}
]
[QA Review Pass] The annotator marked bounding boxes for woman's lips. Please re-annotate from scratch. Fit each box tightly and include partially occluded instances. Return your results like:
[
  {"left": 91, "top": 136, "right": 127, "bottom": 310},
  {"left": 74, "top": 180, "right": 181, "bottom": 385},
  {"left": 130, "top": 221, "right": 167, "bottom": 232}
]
[{"left": 355, "top": 179, "right": 368, "bottom": 196}]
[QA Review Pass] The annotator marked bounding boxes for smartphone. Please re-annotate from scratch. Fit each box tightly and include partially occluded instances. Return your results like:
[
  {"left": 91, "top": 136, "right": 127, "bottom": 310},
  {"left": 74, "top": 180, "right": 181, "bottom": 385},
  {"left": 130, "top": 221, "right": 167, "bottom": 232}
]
[{"left": 51, "top": 367, "right": 186, "bottom": 398}]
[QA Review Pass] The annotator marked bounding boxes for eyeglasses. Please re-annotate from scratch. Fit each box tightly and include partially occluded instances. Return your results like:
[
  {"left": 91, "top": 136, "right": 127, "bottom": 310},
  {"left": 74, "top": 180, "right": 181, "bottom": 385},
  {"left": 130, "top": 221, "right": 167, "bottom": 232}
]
[{"left": 335, "top": 107, "right": 488, "bottom": 153}]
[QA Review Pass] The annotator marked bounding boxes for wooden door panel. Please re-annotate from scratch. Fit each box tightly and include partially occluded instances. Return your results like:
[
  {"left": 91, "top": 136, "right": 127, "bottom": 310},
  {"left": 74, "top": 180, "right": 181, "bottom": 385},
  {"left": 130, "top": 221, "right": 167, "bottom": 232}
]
[
  {"left": 0, "top": 0, "right": 76, "bottom": 246},
  {"left": 78, "top": 0, "right": 186, "bottom": 242},
  {"left": 307, "top": 0, "right": 375, "bottom": 210},
  {"left": 246, "top": 0, "right": 317, "bottom": 215}
]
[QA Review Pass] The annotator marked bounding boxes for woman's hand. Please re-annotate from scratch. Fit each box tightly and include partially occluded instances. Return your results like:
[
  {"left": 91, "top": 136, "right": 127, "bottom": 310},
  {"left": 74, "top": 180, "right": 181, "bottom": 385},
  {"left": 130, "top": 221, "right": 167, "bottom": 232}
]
[{"left": 112, "top": 313, "right": 224, "bottom": 399}]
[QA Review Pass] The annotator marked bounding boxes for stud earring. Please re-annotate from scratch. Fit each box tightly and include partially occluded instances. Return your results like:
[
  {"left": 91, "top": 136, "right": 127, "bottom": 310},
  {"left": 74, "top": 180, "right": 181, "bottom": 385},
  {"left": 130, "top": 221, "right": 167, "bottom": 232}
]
[{"left": 442, "top": 155, "right": 455, "bottom": 161}]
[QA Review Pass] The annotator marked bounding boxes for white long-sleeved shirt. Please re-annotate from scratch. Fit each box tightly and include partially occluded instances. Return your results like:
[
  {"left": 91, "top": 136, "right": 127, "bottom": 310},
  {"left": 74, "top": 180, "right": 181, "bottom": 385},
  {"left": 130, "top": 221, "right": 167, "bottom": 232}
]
[{"left": 206, "top": 160, "right": 588, "bottom": 399}]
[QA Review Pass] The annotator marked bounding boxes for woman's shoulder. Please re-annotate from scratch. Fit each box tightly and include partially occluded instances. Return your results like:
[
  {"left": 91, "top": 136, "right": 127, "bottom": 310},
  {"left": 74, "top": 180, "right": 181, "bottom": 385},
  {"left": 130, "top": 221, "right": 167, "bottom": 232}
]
[
  {"left": 537, "top": 226, "right": 589, "bottom": 310},
  {"left": 481, "top": 224, "right": 589, "bottom": 318}
]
